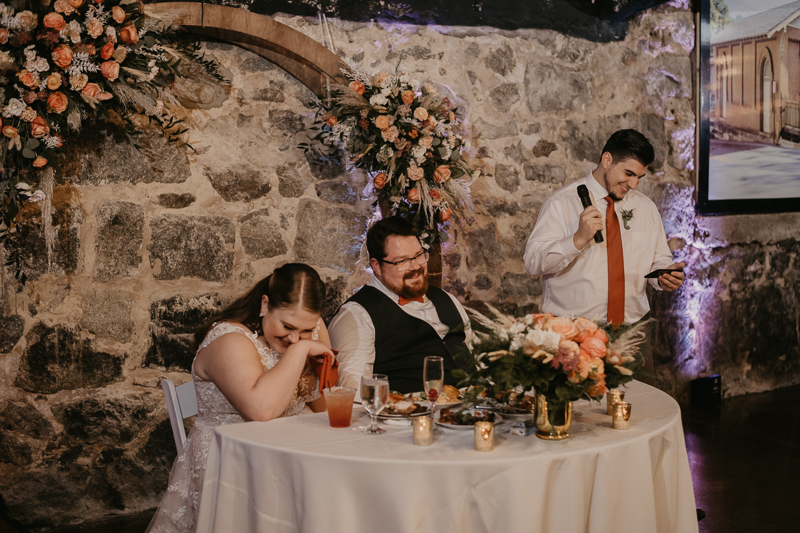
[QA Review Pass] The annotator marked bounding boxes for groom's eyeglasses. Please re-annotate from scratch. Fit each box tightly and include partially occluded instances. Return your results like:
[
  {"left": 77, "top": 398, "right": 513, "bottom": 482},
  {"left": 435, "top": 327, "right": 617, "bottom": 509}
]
[{"left": 380, "top": 251, "right": 430, "bottom": 272}]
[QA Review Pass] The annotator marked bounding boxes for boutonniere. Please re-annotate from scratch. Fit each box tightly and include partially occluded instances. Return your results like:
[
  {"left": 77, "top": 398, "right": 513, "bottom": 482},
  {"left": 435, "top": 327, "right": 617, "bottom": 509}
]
[{"left": 621, "top": 209, "right": 634, "bottom": 230}]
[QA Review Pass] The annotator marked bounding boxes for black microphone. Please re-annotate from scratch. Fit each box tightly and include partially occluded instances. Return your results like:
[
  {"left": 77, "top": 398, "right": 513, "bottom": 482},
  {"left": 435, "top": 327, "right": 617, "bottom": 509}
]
[{"left": 577, "top": 185, "right": 603, "bottom": 244}]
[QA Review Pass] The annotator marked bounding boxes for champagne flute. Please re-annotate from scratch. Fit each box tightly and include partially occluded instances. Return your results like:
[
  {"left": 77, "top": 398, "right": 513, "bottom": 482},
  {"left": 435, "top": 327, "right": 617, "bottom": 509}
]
[
  {"left": 360, "top": 374, "right": 389, "bottom": 435},
  {"left": 423, "top": 356, "right": 444, "bottom": 426}
]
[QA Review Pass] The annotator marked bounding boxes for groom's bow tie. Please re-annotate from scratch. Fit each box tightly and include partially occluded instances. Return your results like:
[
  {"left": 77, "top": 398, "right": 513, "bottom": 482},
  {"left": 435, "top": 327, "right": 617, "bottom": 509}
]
[{"left": 398, "top": 296, "right": 425, "bottom": 306}]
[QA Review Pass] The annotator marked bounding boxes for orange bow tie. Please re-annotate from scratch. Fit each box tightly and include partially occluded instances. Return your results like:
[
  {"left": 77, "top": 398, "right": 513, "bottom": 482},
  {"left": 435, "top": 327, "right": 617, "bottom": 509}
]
[{"left": 398, "top": 296, "right": 425, "bottom": 306}]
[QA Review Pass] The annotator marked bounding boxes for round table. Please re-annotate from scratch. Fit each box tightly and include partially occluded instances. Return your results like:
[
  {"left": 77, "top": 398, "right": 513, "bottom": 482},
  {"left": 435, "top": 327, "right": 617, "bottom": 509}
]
[{"left": 195, "top": 381, "right": 698, "bottom": 533}]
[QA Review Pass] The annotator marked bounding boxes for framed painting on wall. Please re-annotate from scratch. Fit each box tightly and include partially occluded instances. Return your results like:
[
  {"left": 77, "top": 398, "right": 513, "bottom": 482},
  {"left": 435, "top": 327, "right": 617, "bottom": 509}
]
[{"left": 697, "top": 0, "right": 800, "bottom": 214}]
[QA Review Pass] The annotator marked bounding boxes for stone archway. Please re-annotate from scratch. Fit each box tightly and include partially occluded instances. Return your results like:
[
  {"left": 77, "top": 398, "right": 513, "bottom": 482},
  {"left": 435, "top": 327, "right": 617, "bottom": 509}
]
[{"left": 145, "top": 3, "right": 347, "bottom": 95}]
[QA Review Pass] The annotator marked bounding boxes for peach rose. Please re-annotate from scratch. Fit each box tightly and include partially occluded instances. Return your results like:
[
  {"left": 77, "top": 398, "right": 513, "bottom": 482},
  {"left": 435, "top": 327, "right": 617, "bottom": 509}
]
[
  {"left": 407, "top": 165, "right": 424, "bottom": 182},
  {"left": 119, "top": 24, "right": 138, "bottom": 45},
  {"left": 587, "top": 381, "right": 607, "bottom": 398},
  {"left": 100, "top": 42, "right": 115, "bottom": 60},
  {"left": 18, "top": 70, "right": 39, "bottom": 89},
  {"left": 433, "top": 165, "right": 451, "bottom": 183},
  {"left": 413, "top": 107, "right": 428, "bottom": 121},
  {"left": 30, "top": 117, "right": 50, "bottom": 138},
  {"left": 325, "top": 115, "right": 337, "bottom": 127},
  {"left": 93, "top": 0, "right": 104, "bottom": 3},
  {"left": 47, "top": 92, "right": 69, "bottom": 113},
  {"left": 45, "top": 74, "right": 62, "bottom": 91},
  {"left": 348, "top": 80, "right": 365, "bottom": 96},
  {"left": 100, "top": 61, "right": 120, "bottom": 81},
  {"left": 82, "top": 83, "right": 101, "bottom": 98},
  {"left": 44, "top": 12, "right": 66, "bottom": 31},
  {"left": 418, "top": 136, "right": 433, "bottom": 150},
  {"left": 54, "top": 0, "right": 75, "bottom": 14},
  {"left": 69, "top": 0, "right": 85, "bottom": 6},
  {"left": 426, "top": 116, "right": 438, "bottom": 127},
  {"left": 409, "top": 127, "right": 419, "bottom": 139},
  {"left": 381, "top": 125, "right": 398, "bottom": 143},
  {"left": 96, "top": 91, "right": 114, "bottom": 101},
  {"left": 74, "top": 43, "right": 96, "bottom": 56},
  {"left": 70, "top": 73, "right": 88, "bottom": 91},
  {"left": 0, "top": 28, "right": 8, "bottom": 45},
  {"left": 52, "top": 45, "right": 74, "bottom": 69},
  {"left": 2, "top": 126, "right": 19, "bottom": 139},
  {"left": 580, "top": 336, "right": 607, "bottom": 360},
  {"left": 543, "top": 316, "right": 578, "bottom": 340},
  {"left": 592, "top": 329, "right": 609, "bottom": 343},
  {"left": 573, "top": 317, "right": 600, "bottom": 343},
  {"left": 32, "top": 157, "right": 48, "bottom": 168},
  {"left": 428, "top": 189, "right": 442, "bottom": 203},
  {"left": 112, "top": 6, "right": 126, "bottom": 24},
  {"left": 373, "top": 172, "right": 387, "bottom": 189},
  {"left": 407, "top": 188, "right": 420, "bottom": 203},
  {"left": 374, "top": 71, "right": 389, "bottom": 85},
  {"left": 438, "top": 208, "right": 452, "bottom": 222},
  {"left": 531, "top": 313, "right": 553, "bottom": 329},
  {"left": 375, "top": 115, "right": 390, "bottom": 130},
  {"left": 401, "top": 90, "right": 415, "bottom": 105},
  {"left": 87, "top": 18, "right": 104, "bottom": 39},
  {"left": 15, "top": 11, "right": 38, "bottom": 31}
]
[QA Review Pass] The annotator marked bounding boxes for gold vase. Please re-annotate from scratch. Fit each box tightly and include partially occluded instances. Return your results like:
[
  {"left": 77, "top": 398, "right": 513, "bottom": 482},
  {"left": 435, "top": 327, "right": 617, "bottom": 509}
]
[{"left": 535, "top": 393, "right": 573, "bottom": 440}]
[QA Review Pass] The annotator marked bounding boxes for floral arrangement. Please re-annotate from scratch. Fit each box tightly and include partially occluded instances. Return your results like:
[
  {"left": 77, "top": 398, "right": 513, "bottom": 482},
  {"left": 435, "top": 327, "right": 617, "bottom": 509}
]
[
  {"left": 0, "top": 0, "right": 222, "bottom": 282},
  {"left": 300, "top": 60, "right": 478, "bottom": 248},
  {"left": 455, "top": 305, "right": 648, "bottom": 428}
]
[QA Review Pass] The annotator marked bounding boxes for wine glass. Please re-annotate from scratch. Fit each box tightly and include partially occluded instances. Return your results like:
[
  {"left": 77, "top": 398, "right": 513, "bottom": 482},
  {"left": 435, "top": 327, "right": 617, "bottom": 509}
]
[
  {"left": 360, "top": 374, "right": 389, "bottom": 435},
  {"left": 423, "top": 356, "right": 444, "bottom": 426}
]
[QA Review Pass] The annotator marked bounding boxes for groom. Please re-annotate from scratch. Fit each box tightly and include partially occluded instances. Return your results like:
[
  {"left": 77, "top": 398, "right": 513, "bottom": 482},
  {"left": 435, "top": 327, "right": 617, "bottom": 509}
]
[{"left": 329, "top": 217, "right": 472, "bottom": 394}]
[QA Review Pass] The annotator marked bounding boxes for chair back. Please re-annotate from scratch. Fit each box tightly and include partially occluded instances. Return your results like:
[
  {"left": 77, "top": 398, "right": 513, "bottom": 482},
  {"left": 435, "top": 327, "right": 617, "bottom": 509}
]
[{"left": 161, "top": 378, "right": 199, "bottom": 454}]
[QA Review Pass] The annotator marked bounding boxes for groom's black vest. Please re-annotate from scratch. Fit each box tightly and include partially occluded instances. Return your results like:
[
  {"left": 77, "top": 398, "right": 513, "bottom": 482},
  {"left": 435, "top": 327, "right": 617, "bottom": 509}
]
[{"left": 346, "top": 286, "right": 470, "bottom": 394}]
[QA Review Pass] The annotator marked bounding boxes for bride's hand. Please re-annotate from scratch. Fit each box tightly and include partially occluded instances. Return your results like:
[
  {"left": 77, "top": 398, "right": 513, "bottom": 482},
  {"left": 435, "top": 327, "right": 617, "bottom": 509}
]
[{"left": 287, "top": 339, "right": 335, "bottom": 360}]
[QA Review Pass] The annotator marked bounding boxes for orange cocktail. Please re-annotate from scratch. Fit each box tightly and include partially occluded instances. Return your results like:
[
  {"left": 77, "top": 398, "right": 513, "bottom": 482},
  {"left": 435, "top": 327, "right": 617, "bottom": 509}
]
[{"left": 324, "top": 387, "right": 356, "bottom": 428}]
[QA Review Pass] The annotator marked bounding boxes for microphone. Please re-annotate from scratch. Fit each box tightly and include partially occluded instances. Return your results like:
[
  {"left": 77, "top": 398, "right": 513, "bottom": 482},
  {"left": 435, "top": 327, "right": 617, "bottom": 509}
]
[{"left": 577, "top": 185, "right": 603, "bottom": 244}]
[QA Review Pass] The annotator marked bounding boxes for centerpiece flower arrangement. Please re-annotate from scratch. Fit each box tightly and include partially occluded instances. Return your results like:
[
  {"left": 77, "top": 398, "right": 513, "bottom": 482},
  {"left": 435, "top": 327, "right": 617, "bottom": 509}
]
[
  {"left": 455, "top": 305, "right": 648, "bottom": 438},
  {"left": 0, "top": 0, "right": 222, "bottom": 282},
  {"left": 299, "top": 60, "right": 477, "bottom": 248}
]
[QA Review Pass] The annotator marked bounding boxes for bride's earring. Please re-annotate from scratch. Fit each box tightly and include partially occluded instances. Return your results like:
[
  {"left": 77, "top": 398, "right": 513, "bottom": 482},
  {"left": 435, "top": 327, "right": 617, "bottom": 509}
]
[{"left": 259, "top": 311, "right": 265, "bottom": 317}]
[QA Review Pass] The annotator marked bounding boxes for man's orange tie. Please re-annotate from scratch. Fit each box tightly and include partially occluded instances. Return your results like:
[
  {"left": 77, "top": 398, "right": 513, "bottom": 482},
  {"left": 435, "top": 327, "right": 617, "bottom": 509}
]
[{"left": 605, "top": 196, "right": 625, "bottom": 327}]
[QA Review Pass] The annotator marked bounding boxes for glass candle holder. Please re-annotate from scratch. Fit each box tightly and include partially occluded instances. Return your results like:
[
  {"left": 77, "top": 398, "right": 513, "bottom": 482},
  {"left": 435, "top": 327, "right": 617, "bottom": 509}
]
[
  {"left": 607, "top": 389, "right": 625, "bottom": 415},
  {"left": 474, "top": 421, "right": 495, "bottom": 451},
  {"left": 413, "top": 415, "right": 434, "bottom": 446},
  {"left": 612, "top": 401, "right": 632, "bottom": 430}
]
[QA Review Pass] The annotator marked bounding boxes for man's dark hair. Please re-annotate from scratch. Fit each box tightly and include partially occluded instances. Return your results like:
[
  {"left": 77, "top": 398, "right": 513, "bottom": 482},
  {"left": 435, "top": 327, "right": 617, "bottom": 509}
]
[
  {"left": 600, "top": 129, "right": 655, "bottom": 167},
  {"left": 366, "top": 216, "right": 419, "bottom": 260}
]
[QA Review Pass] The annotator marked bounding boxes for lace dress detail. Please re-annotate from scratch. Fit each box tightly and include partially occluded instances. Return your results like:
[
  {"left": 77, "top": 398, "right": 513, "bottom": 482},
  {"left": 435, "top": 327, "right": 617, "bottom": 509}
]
[{"left": 146, "top": 322, "right": 321, "bottom": 533}]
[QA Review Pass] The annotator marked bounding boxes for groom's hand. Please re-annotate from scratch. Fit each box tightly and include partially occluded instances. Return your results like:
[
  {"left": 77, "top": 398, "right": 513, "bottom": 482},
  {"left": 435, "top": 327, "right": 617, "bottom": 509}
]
[{"left": 658, "top": 262, "right": 686, "bottom": 292}]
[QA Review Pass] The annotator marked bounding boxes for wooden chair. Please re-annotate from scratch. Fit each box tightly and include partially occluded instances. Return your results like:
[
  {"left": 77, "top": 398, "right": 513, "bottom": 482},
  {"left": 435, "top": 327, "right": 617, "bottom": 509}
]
[{"left": 161, "top": 378, "right": 198, "bottom": 454}]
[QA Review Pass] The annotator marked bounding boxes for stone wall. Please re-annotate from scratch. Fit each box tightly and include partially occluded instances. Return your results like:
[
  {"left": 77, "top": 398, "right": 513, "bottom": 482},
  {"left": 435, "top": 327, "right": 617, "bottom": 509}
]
[{"left": 1, "top": 1, "right": 799, "bottom": 529}]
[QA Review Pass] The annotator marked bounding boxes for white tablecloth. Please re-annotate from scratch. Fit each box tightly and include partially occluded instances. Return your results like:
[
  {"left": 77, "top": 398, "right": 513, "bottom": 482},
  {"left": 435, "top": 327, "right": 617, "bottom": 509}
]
[{"left": 196, "top": 381, "right": 698, "bottom": 533}]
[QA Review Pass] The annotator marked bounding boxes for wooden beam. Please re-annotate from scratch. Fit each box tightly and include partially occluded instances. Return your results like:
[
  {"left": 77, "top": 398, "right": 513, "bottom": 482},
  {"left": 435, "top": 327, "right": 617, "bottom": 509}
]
[{"left": 145, "top": 2, "right": 348, "bottom": 95}]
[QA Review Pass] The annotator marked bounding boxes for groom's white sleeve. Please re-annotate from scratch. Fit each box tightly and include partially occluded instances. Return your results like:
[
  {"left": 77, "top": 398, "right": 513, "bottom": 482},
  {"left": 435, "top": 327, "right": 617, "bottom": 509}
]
[{"left": 328, "top": 302, "right": 377, "bottom": 390}]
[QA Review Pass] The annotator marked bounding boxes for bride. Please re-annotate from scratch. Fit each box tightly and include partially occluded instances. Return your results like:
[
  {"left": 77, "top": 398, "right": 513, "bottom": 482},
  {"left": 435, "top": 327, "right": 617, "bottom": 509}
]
[{"left": 146, "top": 263, "right": 334, "bottom": 533}]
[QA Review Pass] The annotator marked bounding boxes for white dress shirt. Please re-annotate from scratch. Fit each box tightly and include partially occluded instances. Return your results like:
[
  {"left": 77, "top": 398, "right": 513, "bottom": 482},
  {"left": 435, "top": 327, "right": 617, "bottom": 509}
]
[
  {"left": 328, "top": 276, "right": 473, "bottom": 390},
  {"left": 523, "top": 173, "right": 674, "bottom": 324}
]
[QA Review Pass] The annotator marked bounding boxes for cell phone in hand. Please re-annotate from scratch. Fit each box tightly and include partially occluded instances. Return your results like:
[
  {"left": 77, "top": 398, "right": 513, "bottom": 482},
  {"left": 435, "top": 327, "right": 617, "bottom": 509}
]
[{"left": 644, "top": 268, "right": 684, "bottom": 279}]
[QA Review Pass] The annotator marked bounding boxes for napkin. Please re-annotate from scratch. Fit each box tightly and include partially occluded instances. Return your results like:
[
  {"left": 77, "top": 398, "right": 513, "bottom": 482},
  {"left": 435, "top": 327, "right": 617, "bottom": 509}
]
[{"left": 310, "top": 350, "right": 339, "bottom": 393}]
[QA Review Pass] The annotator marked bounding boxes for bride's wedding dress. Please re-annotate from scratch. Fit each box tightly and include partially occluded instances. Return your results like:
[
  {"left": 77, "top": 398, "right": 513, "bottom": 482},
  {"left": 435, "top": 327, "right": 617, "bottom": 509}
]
[{"left": 146, "top": 322, "right": 319, "bottom": 533}]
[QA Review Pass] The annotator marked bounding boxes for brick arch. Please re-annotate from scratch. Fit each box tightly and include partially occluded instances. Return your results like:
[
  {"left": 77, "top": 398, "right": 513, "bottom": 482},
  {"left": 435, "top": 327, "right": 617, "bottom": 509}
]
[{"left": 145, "top": 2, "right": 346, "bottom": 95}]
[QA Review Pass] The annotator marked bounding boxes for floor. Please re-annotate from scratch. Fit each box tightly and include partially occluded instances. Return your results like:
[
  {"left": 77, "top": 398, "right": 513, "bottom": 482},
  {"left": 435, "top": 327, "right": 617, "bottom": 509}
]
[{"left": 3, "top": 384, "right": 799, "bottom": 533}]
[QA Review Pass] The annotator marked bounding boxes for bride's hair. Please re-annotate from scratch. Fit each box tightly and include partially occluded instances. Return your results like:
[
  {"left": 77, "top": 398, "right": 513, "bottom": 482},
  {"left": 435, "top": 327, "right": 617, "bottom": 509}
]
[{"left": 193, "top": 263, "right": 327, "bottom": 350}]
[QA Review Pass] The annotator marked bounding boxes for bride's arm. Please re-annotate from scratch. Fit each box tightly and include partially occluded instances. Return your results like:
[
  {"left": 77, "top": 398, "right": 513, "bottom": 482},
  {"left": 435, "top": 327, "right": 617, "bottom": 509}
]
[
  {"left": 194, "top": 333, "right": 333, "bottom": 421},
  {"left": 306, "top": 319, "right": 331, "bottom": 412}
]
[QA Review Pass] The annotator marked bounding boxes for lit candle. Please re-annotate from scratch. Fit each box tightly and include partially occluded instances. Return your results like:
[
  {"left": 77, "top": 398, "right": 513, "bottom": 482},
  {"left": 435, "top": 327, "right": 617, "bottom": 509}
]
[
  {"left": 474, "top": 421, "right": 495, "bottom": 452},
  {"left": 612, "top": 402, "right": 632, "bottom": 430},
  {"left": 413, "top": 415, "right": 434, "bottom": 446},
  {"left": 607, "top": 389, "right": 625, "bottom": 415}
]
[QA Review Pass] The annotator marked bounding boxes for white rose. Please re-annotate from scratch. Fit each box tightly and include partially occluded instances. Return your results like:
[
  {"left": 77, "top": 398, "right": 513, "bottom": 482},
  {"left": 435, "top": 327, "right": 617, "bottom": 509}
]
[
  {"left": 408, "top": 78, "right": 420, "bottom": 89},
  {"left": 0, "top": 50, "right": 16, "bottom": 72},
  {"left": 35, "top": 57, "right": 50, "bottom": 72},
  {"left": 16, "top": 183, "right": 31, "bottom": 191},
  {"left": 369, "top": 93, "right": 388, "bottom": 106},
  {"left": 399, "top": 74, "right": 410, "bottom": 84},
  {"left": 4, "top": 98, "right": 26, "bottom": 117},
  {"left": 25, "top": 46, "right": 37, "bottom": 62},
  {"left": 61, "top": 20, "right": 82, "bottom": 44},
  {"left": 381, "top": 87, "right": 391, "bottom": 97},
  {"left": 106, "top": 25, "right": 117, "bottom": 43}
]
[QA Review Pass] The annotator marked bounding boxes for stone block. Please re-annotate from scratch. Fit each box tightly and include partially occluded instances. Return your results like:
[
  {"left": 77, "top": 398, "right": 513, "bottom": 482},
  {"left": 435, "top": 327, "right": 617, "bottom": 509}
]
[
  {"left": 240, "top": 56, "right": 276, "bottom": 72},
  {"left": 277, "top": 163, "right": 313, "bottom": 197},
  {"left": 15, "top": 322, "right": 123, "bottom": 394},
  {"left": 562, "top": 115, "right": 624, "bottom": 162},
  {"left": 524, "top": 163, "right": 567, "bottom": 184},
  {"left": 268, "top": 109, "right": 305, "bottom": 134},
  {"left": 239, "top": 209, "right": 288, "bottom": 259},
  {"left": 489, "top": 83, "right": 521, "bottom": 113},
  {"left": 532, "top": 139, "right": 558, "bottom": 158},
  {"left": 504, "top": 142, "right": 524, "bottom": 164},
  {"left": 472, "top": 119, "right": 519, "bottom": 140},
  {"left": 474, "top": 274, "right": 493, "bottom": 290},
  {"left": 292, "top": 199, "right": 368, "bottom": 273},
  {"left": 644, "top": 55, "right": 692, "bottom": 99},
  {"left": 62, "top": 123, "right": 190, "bottom": 186},
  {"left": 144, "top": 293, "right": 224, "bottom": 371},
  {"left": 51, "top": 391, "right": 161, "bottom": 444},
  {"left": 0, "top": 315, "right": 24, "bottom": 353},
  {"left": 0, "top": 432, "right": 32, "bottom": 466},
  {"left": 525, "top": 63, "right": 590, "bottom": 113},
  {"left": 639, "top": 113, "right": 666, "bottom": 169},
  {"left": 305, "top": 149, "right": 346, "bottom": 181},
  {"left": 322, "top": 276, "right": 348, "bottom": 324},
  {"left": 80, "top": 289, "right": 134, "bottom": 343},
  {"left": 148, "top": 215, "right": 234, "bottom": 282},
  {"left": 154, "top": 193, "right": 196, "bottom": 209},
  {"left": 465, "top": 223, "right": 504, "bottom": 268},
  {"left": 315, "top": 181, "right": 358, "bottom": 204},
  {"left": 499, "top": 272, "right": 541, "bottom": 301},
  {"left": 485, "top": 43, "right": 516, "bottom": 76},
  {"left": 206, "top": 166, "right": 272, "bottom": 202},
  {"left": 495, "top": 164, "right": 520, "bottom": 192},
  {"left": 0, "top": 399, "right": 56, "bottom": 440},
  {"left": 19, "top": 196, "right": 82, "bottom": 280},
  {"left": 93, "top": 200, "right": 144, "bottom": 282},
  {"left": 253, "top": 80, "right": 286, "bottom": 102}
]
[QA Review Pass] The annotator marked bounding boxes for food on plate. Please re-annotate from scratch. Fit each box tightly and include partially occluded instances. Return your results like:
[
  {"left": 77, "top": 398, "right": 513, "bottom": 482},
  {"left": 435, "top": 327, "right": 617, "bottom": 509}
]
[
  {"left": 438, "top": 408, "right": 497, "bottom": 426},
  {"left": 389, "top": 392, "right": 406, "bottom": 403},
  {"left": 439, "top": 385, "right": 461, "bottom": 403},
  {"left": 382, "top": 396, "right": 428, "bottom": 416},
  {"left": 496, "top": 394, "right": 535, "bottom": 415}
]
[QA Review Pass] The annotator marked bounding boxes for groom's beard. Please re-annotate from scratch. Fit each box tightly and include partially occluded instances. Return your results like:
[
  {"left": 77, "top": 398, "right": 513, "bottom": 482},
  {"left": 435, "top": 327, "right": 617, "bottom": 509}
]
[{"left": 394, "top": 266, "right": 428, "bottom": 299}]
